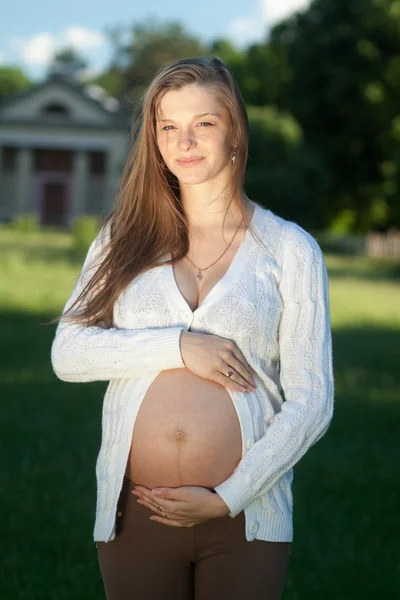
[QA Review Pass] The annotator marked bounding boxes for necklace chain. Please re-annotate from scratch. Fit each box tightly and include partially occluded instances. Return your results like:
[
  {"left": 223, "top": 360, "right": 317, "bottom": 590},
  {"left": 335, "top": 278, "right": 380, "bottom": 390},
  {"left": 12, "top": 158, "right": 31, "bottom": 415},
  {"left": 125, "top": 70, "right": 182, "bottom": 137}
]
[{"left": 184, "top": 216, "right": 245, "bottom": 281}]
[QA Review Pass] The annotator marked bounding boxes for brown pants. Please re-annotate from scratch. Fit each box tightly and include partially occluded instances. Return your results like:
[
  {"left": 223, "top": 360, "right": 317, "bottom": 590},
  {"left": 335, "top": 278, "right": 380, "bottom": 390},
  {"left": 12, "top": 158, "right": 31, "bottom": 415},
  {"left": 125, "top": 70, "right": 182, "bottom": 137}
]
[{"left": 96, "top": 476, "right": 291, "bottom": 600}]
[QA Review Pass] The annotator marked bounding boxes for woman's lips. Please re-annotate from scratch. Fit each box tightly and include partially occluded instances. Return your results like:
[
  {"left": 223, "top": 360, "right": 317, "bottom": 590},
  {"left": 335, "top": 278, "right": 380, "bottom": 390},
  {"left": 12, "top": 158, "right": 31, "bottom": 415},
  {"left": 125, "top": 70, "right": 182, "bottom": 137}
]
[{"left": 176, "top": 157, "right": 204, "bottom": 166}]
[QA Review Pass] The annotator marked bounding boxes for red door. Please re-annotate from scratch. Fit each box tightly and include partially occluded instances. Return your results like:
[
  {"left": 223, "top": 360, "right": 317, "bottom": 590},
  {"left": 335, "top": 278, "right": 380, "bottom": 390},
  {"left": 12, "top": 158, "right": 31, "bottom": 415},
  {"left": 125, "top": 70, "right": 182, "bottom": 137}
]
[{"left": 42, "top": 182, "right": 67, "bottom": 226}]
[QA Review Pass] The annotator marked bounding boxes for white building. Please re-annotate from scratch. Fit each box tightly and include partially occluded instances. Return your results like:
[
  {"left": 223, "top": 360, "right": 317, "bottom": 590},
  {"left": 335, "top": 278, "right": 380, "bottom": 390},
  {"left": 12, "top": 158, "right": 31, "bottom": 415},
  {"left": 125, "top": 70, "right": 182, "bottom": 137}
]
[{"left": 0, "top": 72, "right": 131, "bottom": 226}]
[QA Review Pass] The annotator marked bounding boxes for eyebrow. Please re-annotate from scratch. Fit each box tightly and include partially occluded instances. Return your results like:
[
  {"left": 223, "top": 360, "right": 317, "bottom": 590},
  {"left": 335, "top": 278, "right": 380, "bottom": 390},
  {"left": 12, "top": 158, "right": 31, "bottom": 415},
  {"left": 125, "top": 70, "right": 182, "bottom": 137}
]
[{"left": 157, "top": 112, "right": 221, "bottom": 123}]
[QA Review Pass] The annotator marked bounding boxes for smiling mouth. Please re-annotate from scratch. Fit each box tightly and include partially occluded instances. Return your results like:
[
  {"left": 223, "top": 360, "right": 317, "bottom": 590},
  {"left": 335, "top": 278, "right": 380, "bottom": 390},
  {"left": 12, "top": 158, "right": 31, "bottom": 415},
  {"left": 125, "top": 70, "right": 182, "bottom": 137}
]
[{"left": 176, "top": 157, "right": 204, "bottom": 165}]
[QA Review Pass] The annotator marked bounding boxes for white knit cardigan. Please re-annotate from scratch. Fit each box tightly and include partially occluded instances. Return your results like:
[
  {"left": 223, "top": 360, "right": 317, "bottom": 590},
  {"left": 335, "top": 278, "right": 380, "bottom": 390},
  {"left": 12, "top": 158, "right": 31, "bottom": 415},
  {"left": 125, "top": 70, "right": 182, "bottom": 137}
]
[{"left": 51, "top": 201, "right": 334, "bottom": 543}]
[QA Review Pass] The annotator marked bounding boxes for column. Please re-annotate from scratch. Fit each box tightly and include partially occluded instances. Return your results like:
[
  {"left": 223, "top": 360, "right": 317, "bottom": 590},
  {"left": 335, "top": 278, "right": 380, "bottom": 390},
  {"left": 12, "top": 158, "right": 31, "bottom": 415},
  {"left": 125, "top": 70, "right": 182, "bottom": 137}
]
[
  {"left": 0, "top": 147, "right": 3, "bottom": 218},
  {"left": 15, "top": 147, "right": 33, "bottom": 216},
  {"left": 70, "top": 150, "right": 89, "bottom": 224},
  {"left": 104, "top": 150, "right": 121, "bottom": 215}
]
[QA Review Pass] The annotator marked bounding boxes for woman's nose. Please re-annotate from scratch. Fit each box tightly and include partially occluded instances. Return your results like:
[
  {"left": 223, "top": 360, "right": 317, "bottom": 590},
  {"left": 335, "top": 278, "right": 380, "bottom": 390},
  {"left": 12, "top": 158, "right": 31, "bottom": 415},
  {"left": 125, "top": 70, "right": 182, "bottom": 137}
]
[{"left": 177, "top": 129, "right": 196, "bottom": 151}]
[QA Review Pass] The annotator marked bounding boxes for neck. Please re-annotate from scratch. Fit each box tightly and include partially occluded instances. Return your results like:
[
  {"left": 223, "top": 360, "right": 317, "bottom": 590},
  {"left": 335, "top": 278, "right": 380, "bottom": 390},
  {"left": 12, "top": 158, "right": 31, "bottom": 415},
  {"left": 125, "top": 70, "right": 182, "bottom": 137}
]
[{"left": 179, "top": 183, "right": 249, "bottom": 232}]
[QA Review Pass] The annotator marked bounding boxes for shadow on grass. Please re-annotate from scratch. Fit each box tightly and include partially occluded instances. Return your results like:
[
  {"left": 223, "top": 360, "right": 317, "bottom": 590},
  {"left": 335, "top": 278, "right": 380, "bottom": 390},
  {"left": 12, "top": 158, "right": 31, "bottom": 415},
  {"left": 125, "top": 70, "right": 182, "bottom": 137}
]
[
  {"left": 324, "top": 253, "right": 400, "bottom": 282},
  {"left": 0, "top": 309, "right": 399, "bottom": 599},
  {"left": 1, "top": 239, "right": 90, "bottom": 266}
]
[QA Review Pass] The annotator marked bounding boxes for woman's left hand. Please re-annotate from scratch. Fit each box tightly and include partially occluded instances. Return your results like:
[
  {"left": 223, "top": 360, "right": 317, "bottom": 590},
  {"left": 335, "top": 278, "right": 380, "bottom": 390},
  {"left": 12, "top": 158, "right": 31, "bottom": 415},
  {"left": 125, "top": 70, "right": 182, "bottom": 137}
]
[{"left": 132, "top": 484, "right": 230, "bottom": 527}]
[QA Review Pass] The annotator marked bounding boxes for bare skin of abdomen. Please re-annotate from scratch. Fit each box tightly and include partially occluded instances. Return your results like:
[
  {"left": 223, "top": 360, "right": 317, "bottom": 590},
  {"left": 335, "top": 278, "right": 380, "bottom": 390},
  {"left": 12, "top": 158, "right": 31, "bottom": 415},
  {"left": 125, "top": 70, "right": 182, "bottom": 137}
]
[{"left": 125, "top": 368, "right": 243, "bottom": 491}]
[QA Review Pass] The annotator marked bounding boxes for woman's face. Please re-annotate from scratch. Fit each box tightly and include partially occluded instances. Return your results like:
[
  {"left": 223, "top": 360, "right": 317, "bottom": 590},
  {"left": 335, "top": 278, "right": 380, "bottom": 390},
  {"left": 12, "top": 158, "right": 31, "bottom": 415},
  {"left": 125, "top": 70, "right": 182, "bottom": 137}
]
[{"left": 155, "top": 83, "right": 234, "bottom": 187}]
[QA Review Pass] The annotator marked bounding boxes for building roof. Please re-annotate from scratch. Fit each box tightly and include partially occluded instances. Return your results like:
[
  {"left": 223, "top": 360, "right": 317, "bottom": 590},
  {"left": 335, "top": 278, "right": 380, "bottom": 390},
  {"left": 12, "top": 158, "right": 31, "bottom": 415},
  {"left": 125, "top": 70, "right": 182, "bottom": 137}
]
[{"left": 0, "top": 71, "right": 131, "bottom": 131}]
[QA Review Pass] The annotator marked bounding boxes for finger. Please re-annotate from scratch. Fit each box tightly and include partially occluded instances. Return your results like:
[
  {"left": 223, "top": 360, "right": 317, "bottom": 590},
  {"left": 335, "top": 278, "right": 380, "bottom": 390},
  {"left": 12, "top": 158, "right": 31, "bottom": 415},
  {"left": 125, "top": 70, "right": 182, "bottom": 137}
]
[
  {"left": 132, "top": 487, "right": 163, "bottom": 506},
  {"left": 137, "top": 496, "right": 182, "bottom": 522},
  {"left": 223, "top": 340, "right": 253, "bottom": 369},
  {"left": 149, "top": 515, "right": 184, "bottom": 527},
  {"left": 133, "top": 489, "right": 177, "bottom": 513},
  {"left": 134, "top": 486, "right": 181, "bottom": 503},
  {"left": 224, "top": 357, "right": 254, "bottom": 392},
  {"left": 215, "top": 359, "right": 252, "bottom": 391},
  {"left": 229, "top": 354, "right": 255, "bottom": 385},
  {"left": 214, "top": 371, "right": 248, "bottom": 392},
  {"left": 137, "top": 498, "right": 172, "bottom": 517},
  {"left": 136, "top": 498, "right": 161, "bottom": 512},
  {"left": 132, "top": 490, "right": 159, "bottom": 509},
  {"left": 229, "top": 348, "right": 256, "bottom": 383}
]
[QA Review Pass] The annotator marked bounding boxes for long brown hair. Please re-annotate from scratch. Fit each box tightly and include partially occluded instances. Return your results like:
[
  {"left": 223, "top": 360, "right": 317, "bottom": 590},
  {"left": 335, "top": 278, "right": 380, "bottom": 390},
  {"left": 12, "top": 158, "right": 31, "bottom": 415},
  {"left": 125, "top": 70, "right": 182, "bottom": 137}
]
[{"left": 49, "top": 56, "right": 261, "bottom": 329}]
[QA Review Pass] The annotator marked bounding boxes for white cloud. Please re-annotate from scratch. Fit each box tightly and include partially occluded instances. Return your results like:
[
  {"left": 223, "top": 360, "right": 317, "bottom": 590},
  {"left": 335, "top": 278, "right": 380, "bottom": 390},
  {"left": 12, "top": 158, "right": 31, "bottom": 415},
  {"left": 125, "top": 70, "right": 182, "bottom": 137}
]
[
  {"left": 226, "top": 0, "right": 310, "bottom": 48},
  {"left": 227, "top": 14, "right": 265, "bottom": 48},
  {"left": 265, "top": 0, "right": 311, "bottom": 24},
  {"left": 11, "top": 33, "right": 55, "bottom": 66},
  {"left": 10, "top": 25, "right": 106, "bottom": 68},
  {"left": 63, "top": 26, "right": 105, "bottom": 52}
]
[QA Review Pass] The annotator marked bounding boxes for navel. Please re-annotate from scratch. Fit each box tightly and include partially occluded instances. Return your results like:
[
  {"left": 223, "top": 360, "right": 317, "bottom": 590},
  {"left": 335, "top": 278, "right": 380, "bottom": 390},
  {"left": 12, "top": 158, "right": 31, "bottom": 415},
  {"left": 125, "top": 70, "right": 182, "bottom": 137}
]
[{"left": 173, "top": 429, "right": 187, "bottom": 442}]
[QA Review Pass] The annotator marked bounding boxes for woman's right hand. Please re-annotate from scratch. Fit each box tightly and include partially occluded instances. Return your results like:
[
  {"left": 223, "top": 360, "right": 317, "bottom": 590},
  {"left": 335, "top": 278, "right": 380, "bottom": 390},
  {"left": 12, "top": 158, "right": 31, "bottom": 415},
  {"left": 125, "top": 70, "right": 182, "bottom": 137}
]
[{"left": 179, "top": 330, "right": 257, "bottom": 393}]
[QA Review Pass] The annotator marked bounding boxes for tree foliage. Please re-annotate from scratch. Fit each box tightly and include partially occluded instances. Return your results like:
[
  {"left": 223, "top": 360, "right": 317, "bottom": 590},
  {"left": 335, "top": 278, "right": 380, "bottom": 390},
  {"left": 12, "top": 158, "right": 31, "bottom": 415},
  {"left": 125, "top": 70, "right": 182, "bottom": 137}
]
[
  {"left": 100, "top": 18, "right": 207, "bottom": 103},
  {"left": 246, "top": 106, "right": 332, "bottom": 229},
  {"left": 0, "top": 67, "right": 31, "bottom": 98},
  {"left": 48, "top": 47, "right": 88, "bottom": 78},
  {"left": 268, "top": 0, "right": 400, "bottom": 231},
  {"left": 92, "top": 3, "right": 400, "bottom": 230},
  {"left": 2, "top": 1, "right": 400, "bottom": 230}
]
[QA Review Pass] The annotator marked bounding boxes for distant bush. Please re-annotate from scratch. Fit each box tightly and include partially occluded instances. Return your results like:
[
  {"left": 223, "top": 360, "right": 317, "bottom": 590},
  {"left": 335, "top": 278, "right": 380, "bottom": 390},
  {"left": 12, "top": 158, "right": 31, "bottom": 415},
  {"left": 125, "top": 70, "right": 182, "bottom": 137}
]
[
  {"left": 317, "top": 231, "right": 366, "bottom": 255},
  {"left": 71, "top": 215, "right": 100, "bottom": 257},
  {"left": 12, "top": 214, "right": 40, "bottom": 233},
  {"left": 329, "top": 209, "right": 358, "bottom": 234}
]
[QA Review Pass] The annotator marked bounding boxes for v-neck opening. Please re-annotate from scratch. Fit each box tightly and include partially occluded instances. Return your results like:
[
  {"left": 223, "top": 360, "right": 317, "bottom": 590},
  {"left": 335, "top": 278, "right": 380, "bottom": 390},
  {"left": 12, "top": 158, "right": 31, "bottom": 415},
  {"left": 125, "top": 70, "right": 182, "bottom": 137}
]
[{"left": 165, "top": 201, "right": 262, "bottom": 315}]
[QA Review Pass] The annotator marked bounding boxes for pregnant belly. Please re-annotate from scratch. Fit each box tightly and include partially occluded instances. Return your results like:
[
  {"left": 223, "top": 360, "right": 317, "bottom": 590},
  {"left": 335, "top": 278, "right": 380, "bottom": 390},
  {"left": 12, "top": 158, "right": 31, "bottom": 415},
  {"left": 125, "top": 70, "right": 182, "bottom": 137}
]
[{"left": 125, "top": 368, "right": 243, "bottom": 490}]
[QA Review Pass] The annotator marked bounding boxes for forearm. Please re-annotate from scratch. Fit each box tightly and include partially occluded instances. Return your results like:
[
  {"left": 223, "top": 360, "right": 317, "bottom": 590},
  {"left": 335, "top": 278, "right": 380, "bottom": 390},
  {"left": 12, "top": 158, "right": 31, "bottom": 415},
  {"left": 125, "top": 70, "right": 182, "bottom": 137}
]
[
  {"left": 51, "top": 223, "right": 186, "bottom": 383},
  {"left": 51, "top": 324, "right": 186, "bottom": 382},
  {"left": 214, "top": 227, "right": 334, "bottom": 518}
]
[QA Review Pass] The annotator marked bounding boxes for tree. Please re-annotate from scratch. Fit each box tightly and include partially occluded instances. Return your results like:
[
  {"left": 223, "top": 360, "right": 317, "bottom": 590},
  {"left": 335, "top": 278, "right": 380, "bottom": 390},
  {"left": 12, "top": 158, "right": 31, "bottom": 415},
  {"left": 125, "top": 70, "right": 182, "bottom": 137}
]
[
  {"left": 48, "top": 47, "right": 88, "bottom": 79},
  {"left": 240, "top": 43, "right": 291, "bottom": 108},
  {"left": 269, "top": 0, "right": 400, "bottom": 231},
  {"left": 0, "top": 67, "right": 31, "bottom": 98},
  {"left": 246, "top": 105, "right": 331, "bottom": 229},
  {"left": 99, "top": 17, "right": 207, "bottom": 103}
]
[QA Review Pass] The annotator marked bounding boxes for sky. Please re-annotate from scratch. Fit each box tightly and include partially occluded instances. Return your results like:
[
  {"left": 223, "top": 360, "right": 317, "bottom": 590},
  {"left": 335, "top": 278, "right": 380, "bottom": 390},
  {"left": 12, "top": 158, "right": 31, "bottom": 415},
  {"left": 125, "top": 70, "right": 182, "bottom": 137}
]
[{"left": 0, "top": 0, "right": 310, "bottom": 82}]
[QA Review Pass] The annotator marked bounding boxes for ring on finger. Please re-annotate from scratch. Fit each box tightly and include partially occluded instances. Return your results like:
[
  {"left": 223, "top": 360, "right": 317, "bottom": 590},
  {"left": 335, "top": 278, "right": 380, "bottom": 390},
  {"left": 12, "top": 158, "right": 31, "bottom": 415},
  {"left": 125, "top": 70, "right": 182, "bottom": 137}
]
[
  {"left": 157, "top": 504, "right": 169, "bottom": 519},
  {"left": 225, "top": 366, "right": 235, "bottom": 378}
]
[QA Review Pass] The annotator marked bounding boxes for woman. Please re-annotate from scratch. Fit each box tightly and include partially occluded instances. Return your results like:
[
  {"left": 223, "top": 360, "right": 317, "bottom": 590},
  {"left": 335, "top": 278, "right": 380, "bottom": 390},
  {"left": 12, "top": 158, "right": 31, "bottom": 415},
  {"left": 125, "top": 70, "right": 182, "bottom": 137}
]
[{"left": 50, "top": 56, "right": 334, "bottom": 600}]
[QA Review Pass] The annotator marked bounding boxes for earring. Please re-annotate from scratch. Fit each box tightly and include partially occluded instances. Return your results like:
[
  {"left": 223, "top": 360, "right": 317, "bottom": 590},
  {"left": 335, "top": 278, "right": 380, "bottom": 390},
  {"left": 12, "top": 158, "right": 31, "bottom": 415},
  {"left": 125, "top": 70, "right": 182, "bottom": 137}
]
[{"left": 232, "top": 151, "right": 237, "bottom": 164}]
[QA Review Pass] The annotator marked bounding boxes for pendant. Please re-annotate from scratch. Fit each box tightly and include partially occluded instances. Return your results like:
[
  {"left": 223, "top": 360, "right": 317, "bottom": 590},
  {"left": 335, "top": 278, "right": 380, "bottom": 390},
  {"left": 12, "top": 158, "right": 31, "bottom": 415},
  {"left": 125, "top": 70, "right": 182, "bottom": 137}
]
[{"left": 196, "top": 270, "right": 204, "bottom": 281}]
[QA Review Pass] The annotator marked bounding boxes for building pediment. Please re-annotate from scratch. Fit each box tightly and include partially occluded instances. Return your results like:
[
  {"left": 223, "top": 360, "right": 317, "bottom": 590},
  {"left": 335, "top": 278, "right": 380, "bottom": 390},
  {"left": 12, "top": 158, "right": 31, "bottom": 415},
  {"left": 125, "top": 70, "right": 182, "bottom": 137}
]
[{"left": 0, "top": 73, "right": 129, "bottom": 130}]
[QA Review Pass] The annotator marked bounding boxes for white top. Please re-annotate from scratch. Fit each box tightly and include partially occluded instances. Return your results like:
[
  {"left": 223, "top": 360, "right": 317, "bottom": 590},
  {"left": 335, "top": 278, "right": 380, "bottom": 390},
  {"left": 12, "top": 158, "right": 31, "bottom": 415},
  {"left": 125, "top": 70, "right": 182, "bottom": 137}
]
[{"left": 51, "top": 201, "right": 334, "bottom": 543}]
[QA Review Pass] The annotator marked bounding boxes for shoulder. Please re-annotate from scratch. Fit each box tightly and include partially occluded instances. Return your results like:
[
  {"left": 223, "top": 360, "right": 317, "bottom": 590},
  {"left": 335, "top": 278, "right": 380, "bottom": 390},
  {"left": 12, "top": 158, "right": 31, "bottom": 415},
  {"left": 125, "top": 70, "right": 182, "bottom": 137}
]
[
  {"left": 81, "top": 219, "right": 113, "bottom": 271},
  {"left": 86, "top": 219, "right": 113, "bottom": 259},
  {"left": 265, "top": 208, "right": 323, "bottom": 267},
  {"left": 95, "top": 218, "right": 112, "bottom": 250}
]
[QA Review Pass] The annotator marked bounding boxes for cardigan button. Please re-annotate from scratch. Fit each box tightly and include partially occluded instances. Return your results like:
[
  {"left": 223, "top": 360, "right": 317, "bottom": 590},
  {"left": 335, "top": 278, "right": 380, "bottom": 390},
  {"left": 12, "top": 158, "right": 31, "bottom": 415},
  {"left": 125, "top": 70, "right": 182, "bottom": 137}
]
[
  {"left": 250, "top": 521, "right": 259, "bottom": 534},
  {"left": 117, "top": 511, "right": 122, "bottom": 517},
  {"left": 268, "top": 417, "right": 274, "bottom": 424}
]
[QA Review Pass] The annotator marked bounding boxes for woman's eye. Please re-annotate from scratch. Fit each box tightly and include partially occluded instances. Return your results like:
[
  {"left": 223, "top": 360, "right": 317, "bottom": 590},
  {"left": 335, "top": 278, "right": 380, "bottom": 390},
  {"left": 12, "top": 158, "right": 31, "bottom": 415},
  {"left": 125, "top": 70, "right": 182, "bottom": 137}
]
[{"left": 162, "top": 122, "right": 213, "bottom": 131}]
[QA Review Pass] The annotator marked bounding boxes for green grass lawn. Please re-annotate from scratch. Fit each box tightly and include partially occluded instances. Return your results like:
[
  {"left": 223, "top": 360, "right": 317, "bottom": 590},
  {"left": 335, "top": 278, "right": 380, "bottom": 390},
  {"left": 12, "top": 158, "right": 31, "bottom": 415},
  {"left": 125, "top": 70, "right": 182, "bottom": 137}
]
[{"left": 1, "top": 226, "right": 399, "bottom": 599}]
